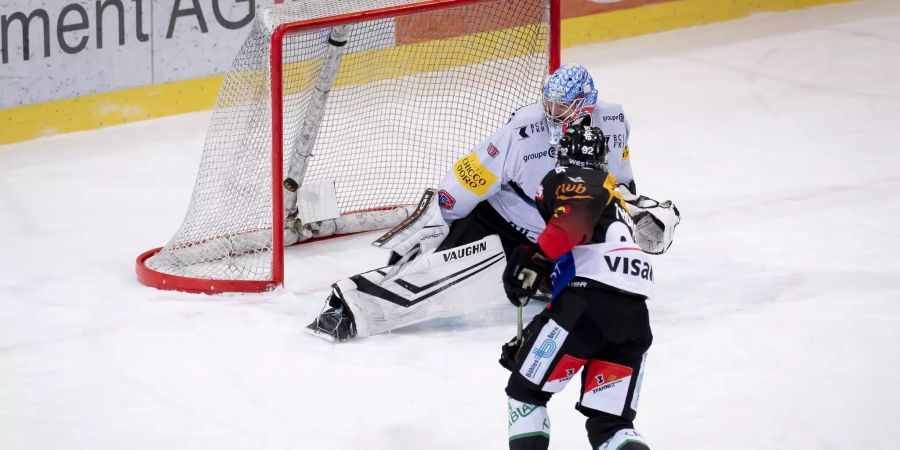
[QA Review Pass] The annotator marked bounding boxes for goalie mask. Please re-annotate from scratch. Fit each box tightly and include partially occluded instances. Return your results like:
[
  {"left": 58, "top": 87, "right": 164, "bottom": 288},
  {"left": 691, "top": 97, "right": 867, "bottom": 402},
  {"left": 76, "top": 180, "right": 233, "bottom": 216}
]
[
  {"left": 557, "top": 125, "right": 608, "bottom": 170},
  {"left": 542, "top": 64, "right": 598, "bottom": 143}
]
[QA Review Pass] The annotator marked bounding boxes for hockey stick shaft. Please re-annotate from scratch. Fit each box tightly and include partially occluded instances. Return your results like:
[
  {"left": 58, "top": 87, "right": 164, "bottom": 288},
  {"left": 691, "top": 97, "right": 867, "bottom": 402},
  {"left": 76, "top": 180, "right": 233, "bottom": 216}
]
[{"left": 516, "top": 304, "right": 524, "bottom": 343}]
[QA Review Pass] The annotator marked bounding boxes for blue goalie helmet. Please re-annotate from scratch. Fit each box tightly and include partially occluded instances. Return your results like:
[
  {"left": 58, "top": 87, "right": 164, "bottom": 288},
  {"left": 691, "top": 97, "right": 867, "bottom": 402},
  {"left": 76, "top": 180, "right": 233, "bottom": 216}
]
[{"left": 542, "top": 64, "right": 598, "bottom": 143}]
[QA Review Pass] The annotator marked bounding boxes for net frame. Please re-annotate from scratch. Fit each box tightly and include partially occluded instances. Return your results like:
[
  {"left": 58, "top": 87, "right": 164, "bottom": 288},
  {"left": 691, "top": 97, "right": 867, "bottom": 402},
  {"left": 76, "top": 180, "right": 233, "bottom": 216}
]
[{"left": 136, "top": 0, "right": 561, "bottom": 294}]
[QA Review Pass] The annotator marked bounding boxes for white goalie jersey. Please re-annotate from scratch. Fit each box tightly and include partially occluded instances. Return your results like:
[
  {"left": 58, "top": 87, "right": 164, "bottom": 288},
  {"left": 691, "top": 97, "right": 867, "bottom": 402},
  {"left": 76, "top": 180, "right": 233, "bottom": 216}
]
[{"left": 437, "top": 101, "right": 635, "bottom": 243}]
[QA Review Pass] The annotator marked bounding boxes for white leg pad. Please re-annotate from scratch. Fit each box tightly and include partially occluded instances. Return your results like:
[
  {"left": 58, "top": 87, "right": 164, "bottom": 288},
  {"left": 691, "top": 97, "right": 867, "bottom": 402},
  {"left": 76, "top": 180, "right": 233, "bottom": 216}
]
[{"left": 338, "top": 235, "right": 507, "bottom": 337}]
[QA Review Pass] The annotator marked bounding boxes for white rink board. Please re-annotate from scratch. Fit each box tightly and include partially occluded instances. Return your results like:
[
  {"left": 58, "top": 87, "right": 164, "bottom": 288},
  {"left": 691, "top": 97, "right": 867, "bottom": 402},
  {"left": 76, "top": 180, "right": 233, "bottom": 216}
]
[
  {"left": 0, "top": 0, "right": 262, "bottom": 107},
  {"left": 0, "top": 0, "right": 411, "bottom": 108},
  {"left": 2, "top": 1, "right": 900, "bottom": 449}
]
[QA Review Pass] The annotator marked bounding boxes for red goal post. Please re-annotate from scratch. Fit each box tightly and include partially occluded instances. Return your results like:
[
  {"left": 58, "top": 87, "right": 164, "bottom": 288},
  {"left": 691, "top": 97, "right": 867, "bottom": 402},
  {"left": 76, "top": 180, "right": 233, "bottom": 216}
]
[{"left": 137, "top": 0, "right": 561, "bottom": 294}]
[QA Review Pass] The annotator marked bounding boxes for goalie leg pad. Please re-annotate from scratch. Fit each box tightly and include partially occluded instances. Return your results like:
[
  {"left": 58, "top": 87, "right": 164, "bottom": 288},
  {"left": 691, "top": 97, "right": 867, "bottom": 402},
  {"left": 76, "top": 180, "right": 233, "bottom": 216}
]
[{"left": 313, "top": 235, "right": 507, "bottom": 339}]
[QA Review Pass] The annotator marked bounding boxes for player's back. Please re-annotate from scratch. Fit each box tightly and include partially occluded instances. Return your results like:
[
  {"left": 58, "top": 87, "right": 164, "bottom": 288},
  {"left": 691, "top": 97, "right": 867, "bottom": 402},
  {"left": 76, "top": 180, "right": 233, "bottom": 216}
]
[{"left": 536, "top": 165, "right": 653, "bottom": 299}]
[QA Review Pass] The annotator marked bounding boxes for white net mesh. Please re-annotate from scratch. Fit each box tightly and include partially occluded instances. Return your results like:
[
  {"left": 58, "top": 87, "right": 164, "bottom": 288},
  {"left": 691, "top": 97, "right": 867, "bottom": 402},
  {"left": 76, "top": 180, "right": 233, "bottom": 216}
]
[{"left": 145, "top": 0, "right": 551, "bottom": 284}]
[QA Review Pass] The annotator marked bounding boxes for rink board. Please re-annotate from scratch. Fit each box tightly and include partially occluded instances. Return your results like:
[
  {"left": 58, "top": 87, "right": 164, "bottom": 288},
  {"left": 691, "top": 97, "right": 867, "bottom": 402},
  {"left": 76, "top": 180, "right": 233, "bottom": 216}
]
[{"left": 0, "top": 0, "right": 849, "bottom": 145}]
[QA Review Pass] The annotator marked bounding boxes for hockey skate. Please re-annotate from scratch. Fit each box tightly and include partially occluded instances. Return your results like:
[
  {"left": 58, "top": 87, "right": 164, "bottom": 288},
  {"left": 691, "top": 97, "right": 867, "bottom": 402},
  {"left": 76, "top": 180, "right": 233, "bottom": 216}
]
[
  {"left": 597, "top": 428, "right": 650, "bottom": 450},
  {"left": 305, "top": 290, "right": 357, "bottom": 342}
]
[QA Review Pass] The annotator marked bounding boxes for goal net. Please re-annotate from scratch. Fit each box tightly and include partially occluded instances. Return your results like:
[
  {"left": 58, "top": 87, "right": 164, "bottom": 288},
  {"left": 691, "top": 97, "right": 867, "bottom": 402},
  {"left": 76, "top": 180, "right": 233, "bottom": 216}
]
[{"left": 137, "top": 0, "right": 558, "bottom": 293}]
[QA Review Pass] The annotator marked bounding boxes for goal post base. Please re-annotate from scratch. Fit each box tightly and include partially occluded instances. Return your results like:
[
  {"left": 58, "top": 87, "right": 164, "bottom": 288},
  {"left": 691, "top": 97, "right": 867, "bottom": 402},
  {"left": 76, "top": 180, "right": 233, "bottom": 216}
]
[{"left": 135, "top": 248, "right": 279, "bottom": 294}]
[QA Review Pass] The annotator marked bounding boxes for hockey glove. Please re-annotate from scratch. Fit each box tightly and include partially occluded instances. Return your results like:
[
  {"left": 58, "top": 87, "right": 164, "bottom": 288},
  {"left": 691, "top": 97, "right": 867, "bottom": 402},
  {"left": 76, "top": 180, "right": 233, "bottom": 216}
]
[
  {"left": 499, "top": 311, "right": 546, "bottom": 371},
  {"left": 499, "top": 336, "right": 521, "bottom": 371},
  {"left": 631, "top": 198, "right": 680, "bottom": 255},
  {"left": 502, "top": 245, "right": 553, "bottom": 307},
  {"left": 617, "top": 185, "right": 681, "bottom": 255}
]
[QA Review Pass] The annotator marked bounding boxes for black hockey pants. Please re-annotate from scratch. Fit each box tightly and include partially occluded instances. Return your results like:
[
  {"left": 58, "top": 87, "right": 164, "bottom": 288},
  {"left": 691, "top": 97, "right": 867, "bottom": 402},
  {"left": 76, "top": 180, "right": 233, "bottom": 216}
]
[{"left": 505, "top": 284, "right": 652, "bottom": 449}]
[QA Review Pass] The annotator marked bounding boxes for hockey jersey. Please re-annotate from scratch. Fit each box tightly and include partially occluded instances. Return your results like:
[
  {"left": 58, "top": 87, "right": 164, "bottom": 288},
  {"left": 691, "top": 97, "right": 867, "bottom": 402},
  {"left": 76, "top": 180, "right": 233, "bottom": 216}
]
[
  {"left": 535, "top": 165, "right": 653, "bottom": 299},
  {"left": 437, "top": 101, "right": 634, "bottom": 243}
]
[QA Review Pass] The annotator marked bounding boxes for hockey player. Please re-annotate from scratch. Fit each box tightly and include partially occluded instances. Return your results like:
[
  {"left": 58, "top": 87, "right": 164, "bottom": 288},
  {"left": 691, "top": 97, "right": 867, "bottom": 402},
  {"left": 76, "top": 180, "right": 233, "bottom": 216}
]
[
  {"left": 501, "top": 124, "right": 652, "bottom": 450},
  {"left": 307, "top": 64, "right": 678, "bottom": 342}
]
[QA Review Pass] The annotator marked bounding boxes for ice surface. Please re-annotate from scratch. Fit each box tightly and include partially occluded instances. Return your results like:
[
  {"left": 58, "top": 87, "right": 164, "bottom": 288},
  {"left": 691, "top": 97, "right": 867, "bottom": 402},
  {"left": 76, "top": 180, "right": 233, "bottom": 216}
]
[{"left": 2, "top": 1, "right": 900, "bottom": 448}]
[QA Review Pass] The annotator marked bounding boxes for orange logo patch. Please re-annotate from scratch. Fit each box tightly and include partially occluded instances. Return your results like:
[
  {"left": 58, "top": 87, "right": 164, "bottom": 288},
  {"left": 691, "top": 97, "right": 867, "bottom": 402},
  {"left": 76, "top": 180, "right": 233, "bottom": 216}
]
[{"left": 555, "top": 183, "right": 592, "bottom": 200}]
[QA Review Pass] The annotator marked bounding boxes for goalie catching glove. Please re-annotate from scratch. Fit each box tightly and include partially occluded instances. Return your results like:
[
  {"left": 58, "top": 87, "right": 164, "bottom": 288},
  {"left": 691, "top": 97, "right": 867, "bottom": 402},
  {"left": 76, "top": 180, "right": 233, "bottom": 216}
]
[
  {"left": 502, "top": 244, "right": 553, "bottom": 307},
  {"left": 617, "top": 184, "right": 681, "bottom": 255}
]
